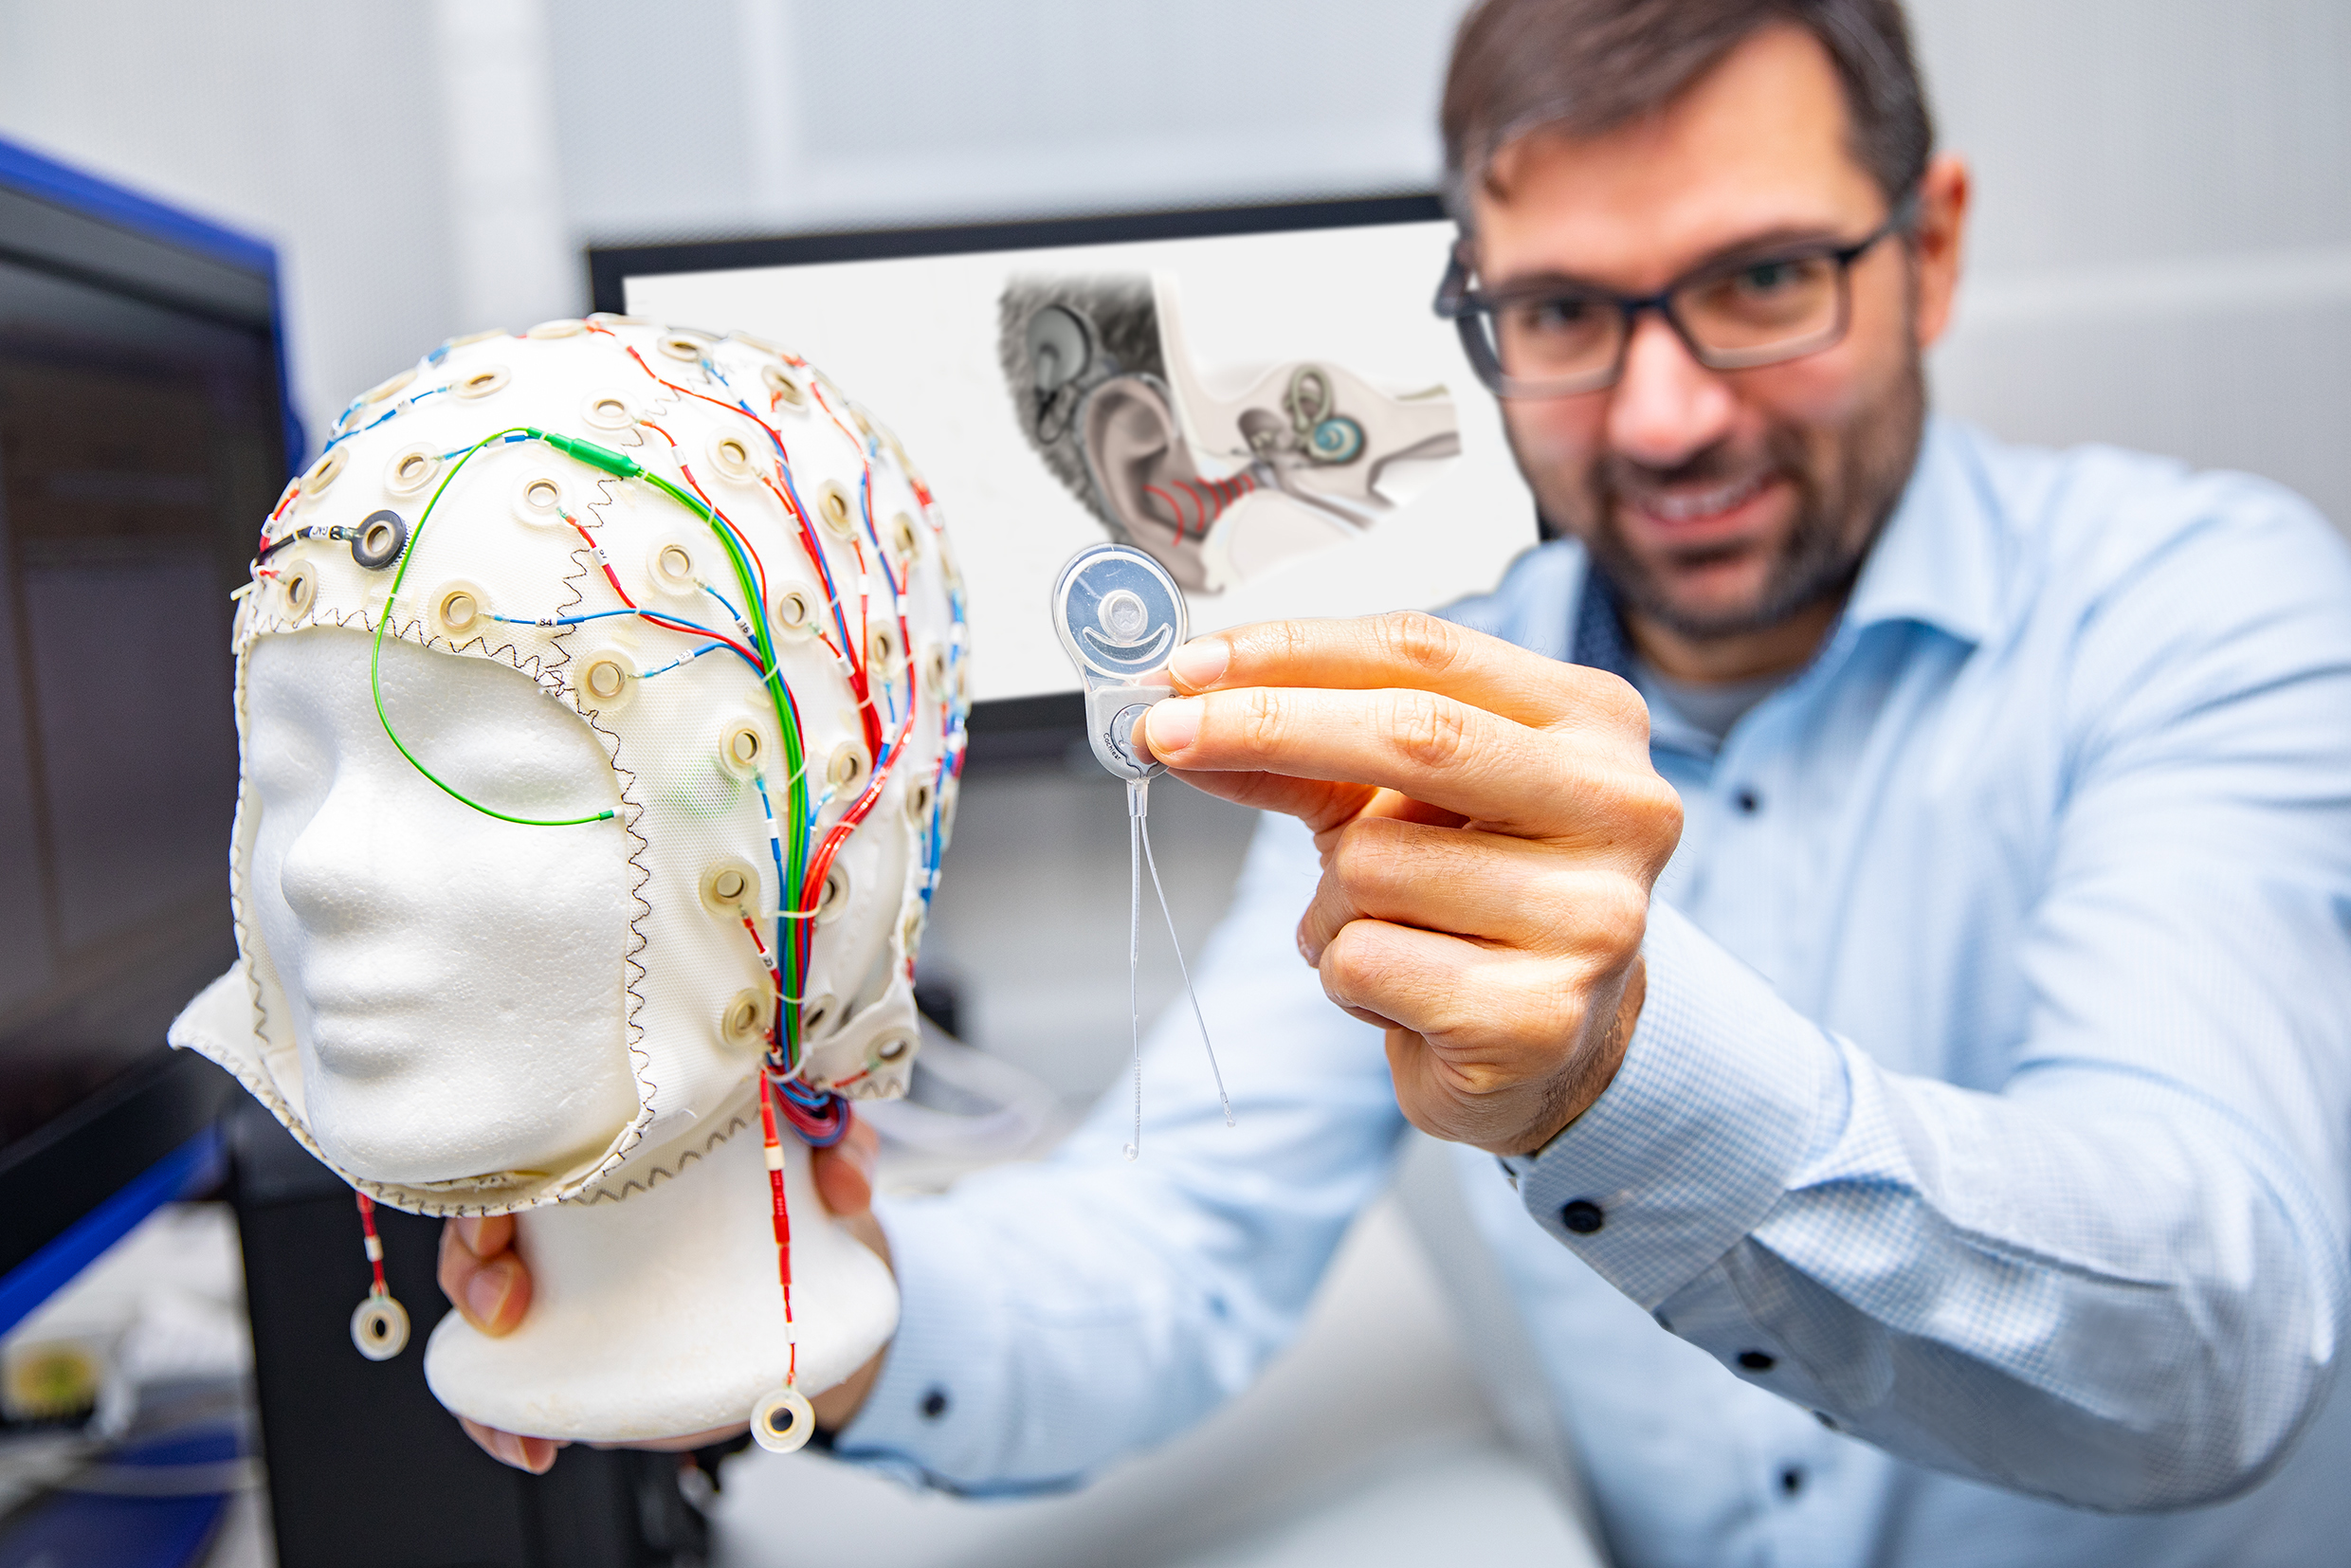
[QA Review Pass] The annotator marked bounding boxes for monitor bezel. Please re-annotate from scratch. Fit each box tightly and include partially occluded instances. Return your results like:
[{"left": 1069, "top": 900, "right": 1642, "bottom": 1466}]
[{"left": 0, "top": 136, "right": 296, "bottom": 1301}]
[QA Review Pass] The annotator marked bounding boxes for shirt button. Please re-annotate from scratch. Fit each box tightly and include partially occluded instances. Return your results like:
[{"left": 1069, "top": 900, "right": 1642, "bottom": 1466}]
[
  {"left": 1738, "top": 1349, "right": 1776, "bottom": 1371},
  {"left": 1560, "top": 1199, "right": 1605, "bottom": 1233},
  {"left": 1780, "top": 1465, "right": 1805, "bottom": 1497},
  {"left": 1733, "top": 787, "right": 1761, "bottom": 814},
  {"left": 920, "top": 1387, "right": 950, "bottom": 1419}
]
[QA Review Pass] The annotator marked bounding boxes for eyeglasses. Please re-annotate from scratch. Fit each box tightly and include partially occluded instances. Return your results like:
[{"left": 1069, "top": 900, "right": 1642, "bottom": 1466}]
[{"left": 1433, "top": 191, "right": 1921, "bottom": 399}]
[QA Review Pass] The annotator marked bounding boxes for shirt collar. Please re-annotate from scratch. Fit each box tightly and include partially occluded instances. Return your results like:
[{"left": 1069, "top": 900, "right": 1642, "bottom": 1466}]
[{"left": 1837, "top": 416, "right": 2000, "bottom": 649}]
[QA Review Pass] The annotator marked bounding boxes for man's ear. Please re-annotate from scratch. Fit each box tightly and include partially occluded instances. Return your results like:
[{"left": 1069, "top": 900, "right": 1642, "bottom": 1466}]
[{"left": 1911, "top": 152, "right": 1971, "bottom": 350}]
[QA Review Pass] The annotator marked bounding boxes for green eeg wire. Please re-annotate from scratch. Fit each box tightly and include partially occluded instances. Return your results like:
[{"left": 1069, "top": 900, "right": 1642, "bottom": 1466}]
[
  {"left": 367, "top": 423, "right": 814, "bottom": 1047},
  {"left": 369, "top": 427, "right": 615, "bottom": 828}
]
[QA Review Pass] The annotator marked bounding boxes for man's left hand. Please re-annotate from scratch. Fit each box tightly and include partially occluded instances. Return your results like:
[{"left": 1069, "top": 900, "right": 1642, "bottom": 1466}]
[{"left": 1141, "top": 611, "right": 1681, "bottom": 1156}]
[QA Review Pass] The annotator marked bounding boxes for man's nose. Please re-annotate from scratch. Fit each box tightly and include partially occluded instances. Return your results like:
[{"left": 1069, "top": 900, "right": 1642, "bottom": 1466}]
[{"left": 1603, "top": 312, "right": 1738, "bottom": 470}]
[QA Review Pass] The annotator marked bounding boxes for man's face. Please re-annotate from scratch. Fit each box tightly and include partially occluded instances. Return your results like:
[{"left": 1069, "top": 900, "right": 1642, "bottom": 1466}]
[{"left": 1468, "top": 24, "right": 1962, "bottom": 642}]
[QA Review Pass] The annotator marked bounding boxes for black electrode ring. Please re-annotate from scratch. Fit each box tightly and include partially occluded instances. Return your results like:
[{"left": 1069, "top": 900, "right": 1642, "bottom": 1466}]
[{"left": 352, "top": 509, "right": 410, "bottom": 570}]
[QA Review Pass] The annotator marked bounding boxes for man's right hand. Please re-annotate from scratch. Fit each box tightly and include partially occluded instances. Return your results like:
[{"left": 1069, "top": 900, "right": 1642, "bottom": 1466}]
[{"left": 434, "top": 1115, "right": 893, "bottom": 1473}]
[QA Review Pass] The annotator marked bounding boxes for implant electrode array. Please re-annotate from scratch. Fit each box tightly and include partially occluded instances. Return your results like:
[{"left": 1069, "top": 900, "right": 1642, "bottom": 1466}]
[{"left": 197, "top": 317, "right": 970, "bottom": 1450}]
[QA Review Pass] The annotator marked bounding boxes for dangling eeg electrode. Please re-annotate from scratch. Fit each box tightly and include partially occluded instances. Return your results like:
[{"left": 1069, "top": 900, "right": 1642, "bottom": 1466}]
[
  {"left": 349, "top": 1192, "right": 410, "bottom": 1361},
  {"left": 1051, "top": 545, "right": 1231, "bottom": 1159}
]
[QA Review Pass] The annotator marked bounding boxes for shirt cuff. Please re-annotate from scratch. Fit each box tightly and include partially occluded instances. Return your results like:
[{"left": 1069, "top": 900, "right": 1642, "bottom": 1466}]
[
  {"left": 826, "top": 1192, "right": 1013, "bottom": 1488},
  {"left": 1512, "top": 899, "right": 1847, "bottom": 1307}
]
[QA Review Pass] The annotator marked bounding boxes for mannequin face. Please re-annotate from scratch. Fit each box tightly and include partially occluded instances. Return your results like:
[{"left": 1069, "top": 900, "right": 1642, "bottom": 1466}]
[{"left": 245, "top": 628, "right": 636, "bottom": 1185}]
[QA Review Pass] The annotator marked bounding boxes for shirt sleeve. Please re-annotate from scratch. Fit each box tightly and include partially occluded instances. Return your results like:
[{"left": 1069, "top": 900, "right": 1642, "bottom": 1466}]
[
  {"left": 1510, "top": 485, "right": 2351, "bottom": 1511},
  {"left": 831, "top": 812, "right": 1408, "bottom": 1492}
]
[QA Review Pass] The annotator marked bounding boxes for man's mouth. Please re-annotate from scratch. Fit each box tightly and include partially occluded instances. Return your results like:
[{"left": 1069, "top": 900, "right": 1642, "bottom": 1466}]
[{"left": 1620, "top": 469, "right": 1775, "bottom": 527}]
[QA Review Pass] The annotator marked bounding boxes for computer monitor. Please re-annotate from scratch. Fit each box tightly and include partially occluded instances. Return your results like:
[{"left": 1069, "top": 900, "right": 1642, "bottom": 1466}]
[
  {"left": 591, "top": 195, "right": 1540, "bottom": 753},
  {"left": 0, "top": 137, "right": 297, "bottom": 1331}
]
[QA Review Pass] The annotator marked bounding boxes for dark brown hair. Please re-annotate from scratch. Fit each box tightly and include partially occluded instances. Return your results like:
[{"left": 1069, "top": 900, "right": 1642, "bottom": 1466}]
[{"left": 1440, "top": 0, "right": 1933, "bottom": 220}]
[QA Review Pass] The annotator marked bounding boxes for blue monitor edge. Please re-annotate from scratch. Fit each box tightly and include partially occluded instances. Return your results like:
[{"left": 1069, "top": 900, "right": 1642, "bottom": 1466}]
[{"left": 0, "top": 136, "right": 296, "bottom": 1322}]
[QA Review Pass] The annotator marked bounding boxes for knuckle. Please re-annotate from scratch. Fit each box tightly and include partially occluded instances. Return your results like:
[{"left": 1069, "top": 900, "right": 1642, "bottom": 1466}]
[
  {"left": 1591, "top": 669, "right": 1649, "bottom": 731},
  {"left": 1318, "top": 921, "right": 1383, "bottom": 997},
  {"left": 1234, "top": 686, "right": 1286, "bottom": 756},
  {"left": 1633, "top": 778, "right": 1685, "bottom": 864},
  {"left": 1385, "top": 688, "right": 1469, "bottom": 771},
  {"left": 1593, "top": 876, "right": 1652, "bottom": 949},
  {"left": 1447, "top": 1057, "right": 1514, "bottom": 1099},
  {"left": 1376, "top": 610, "right": 1463, "bottom": 678},
  {"left": 1330, "top": 819, "right": 1404, "bottom": 896},
  {"left": 1552, "top": 668, "right": 1649, "bottom": 742}
]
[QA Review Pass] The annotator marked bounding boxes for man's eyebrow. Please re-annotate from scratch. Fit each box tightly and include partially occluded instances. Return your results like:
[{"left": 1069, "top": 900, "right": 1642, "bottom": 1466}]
[{"left": 1483, "top": 224, "right": 1858, "bottom": 295}]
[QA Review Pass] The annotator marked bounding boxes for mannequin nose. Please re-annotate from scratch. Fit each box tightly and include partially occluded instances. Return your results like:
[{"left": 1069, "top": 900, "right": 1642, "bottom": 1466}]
[
  {"left": 1604, "top": 314, "right": 1738, "bottom": 471},
  {"left": 275, "top": 773, "right": 398, "bottom": 937}
]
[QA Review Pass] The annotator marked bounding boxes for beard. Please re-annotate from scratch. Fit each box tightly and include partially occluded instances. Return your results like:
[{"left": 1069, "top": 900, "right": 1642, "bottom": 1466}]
[{"left": 1524, "top": 352, "right": 1927, "bottom": 642}]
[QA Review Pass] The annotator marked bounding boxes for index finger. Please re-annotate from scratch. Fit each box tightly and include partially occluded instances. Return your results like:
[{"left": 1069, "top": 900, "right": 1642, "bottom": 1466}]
[
  {"left": 1165, "top": 611, "right": 1643, "bottom": 736},
  {"left": 1144, "top": 684, "right": 1627, "bottom": 840}
]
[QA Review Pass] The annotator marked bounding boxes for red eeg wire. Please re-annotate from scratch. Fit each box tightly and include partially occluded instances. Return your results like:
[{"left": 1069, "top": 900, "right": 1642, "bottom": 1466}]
[
  {"left": 794, "top": 704, "right": 918, "bottom": 982},
  {"left": 814, "top": 382, "right": 918, "bottom": 738},
  {"left": 756, "top": 1078, "right": 798, "bottom": 1387},
  {"left": 759, "top": 468, "right": 884, "bottom": 761},
  {"left": 355, "top": 1192, "right": 389, "bottom": 1297},
  {"left": 563, "top": 516, "right": 762, "bottom": 667},
  {"left": 614, "top": 342, "right": 884, "bottom": 763}
]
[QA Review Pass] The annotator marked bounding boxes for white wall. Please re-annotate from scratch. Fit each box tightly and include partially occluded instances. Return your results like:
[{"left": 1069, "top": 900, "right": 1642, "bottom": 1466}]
[
  {"left": 1916, "top": 0, "right": 2351, "bottom": 528},
  {"left": 2, "top": 0, "right": 2341, "bottom": 529}
]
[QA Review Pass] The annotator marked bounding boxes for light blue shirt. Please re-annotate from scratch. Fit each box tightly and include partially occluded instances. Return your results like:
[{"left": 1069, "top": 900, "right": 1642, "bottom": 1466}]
[{"left": 838, "top": 419, "right": 2351, "bottom": 1566}]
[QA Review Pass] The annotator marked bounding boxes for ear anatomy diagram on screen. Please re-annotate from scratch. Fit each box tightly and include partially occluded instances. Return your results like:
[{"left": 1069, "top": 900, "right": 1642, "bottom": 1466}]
[{"left": 999, "top": 273, "right": 1462, "bottom": 593}]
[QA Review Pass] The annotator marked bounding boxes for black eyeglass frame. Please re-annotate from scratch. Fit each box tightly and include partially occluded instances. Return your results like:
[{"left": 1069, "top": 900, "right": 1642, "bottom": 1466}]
[{"left": 1432, "top": 189, "right": 1923, "bottom": 399}]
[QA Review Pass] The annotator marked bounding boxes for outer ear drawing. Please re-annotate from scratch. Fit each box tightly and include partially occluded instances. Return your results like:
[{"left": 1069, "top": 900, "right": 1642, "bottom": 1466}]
[
  {"left": 1078, "top": 377, "right": 1234, "bottom": 593},
  {"left": 999, "top": 271, "right": 1465, "bottom": 593}
]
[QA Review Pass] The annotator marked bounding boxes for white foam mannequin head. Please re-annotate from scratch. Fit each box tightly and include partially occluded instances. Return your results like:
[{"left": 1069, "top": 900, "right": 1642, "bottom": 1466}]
[
  {"left": 246, "top": 629, "right": 636, "bottom": 1185},
  {"left": 171, "top": 318, "right": 969, "bottom": 1441}
]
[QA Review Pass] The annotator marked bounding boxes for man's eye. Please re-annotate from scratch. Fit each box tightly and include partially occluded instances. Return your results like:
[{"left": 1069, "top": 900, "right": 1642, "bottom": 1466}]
[
  {"left": 1737, "top": 260, "right": 1800, "bottom": 293},
  {"left": 1517, "top": 296, "right": 1598, "bottom": 331}
]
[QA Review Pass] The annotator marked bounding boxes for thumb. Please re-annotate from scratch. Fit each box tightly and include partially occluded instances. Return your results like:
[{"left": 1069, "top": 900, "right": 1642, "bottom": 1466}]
[{"left": 811, "top": 1115, "right": 879, "bottom": 1219}]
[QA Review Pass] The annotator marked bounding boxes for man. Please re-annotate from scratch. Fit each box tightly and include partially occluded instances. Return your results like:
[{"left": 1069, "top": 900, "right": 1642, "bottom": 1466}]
[{"left": 447, "top": 1, "right": 2351, "bottom": 1559}]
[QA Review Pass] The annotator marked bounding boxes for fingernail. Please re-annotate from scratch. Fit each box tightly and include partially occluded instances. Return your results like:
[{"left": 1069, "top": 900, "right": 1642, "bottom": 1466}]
[
  {"left": 1167, "top": 638, "right": 1229, "bottom": 690},
  {"left": 466, "top": 1263, "right": 512, "bottom": 1327},
  {"left": 1146, "top": 697, "right": 1202, "bottom": 757},
  {"left": 455, "top": 1215, "right": 485, "bottom": 1255}
]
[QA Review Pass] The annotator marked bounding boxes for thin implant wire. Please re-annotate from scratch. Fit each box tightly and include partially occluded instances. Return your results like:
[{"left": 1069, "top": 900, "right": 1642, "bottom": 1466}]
[
  {"left": 1125, "top": 790, "right": 1144, "bottom": 1161},
  {"left": 1121, "top": 776, "right": 1234, "bottom": 1161},
  {"left": 1140, "top": 805, "right": 1232, "bottom": 1126}
]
